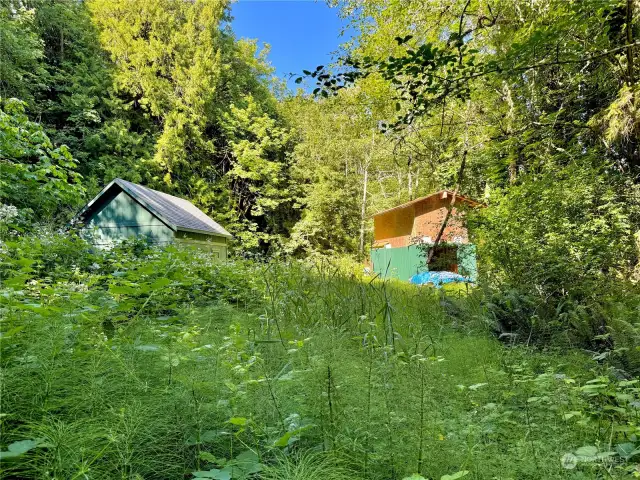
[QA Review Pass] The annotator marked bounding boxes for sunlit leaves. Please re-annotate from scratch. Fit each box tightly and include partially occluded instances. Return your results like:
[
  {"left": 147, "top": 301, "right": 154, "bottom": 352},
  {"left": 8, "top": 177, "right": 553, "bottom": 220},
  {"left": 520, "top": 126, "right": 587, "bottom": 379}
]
[
  {"left": 0, "top": 99, "right": 85, "bottom": 228},
  {"left": 303, "top": 37, "right": 487, "bottom": 131}
]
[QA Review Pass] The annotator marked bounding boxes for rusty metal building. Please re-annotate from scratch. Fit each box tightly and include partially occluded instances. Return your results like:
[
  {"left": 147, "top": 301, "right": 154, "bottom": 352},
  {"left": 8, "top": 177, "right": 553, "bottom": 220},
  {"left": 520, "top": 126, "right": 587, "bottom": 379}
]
[{"left": 370, "top": 190, "right": 479, "bottom": 281}]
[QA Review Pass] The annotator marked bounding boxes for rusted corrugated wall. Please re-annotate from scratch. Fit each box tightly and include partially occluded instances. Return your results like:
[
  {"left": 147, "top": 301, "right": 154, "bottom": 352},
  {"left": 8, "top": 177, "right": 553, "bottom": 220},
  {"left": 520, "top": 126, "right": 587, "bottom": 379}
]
[{"left": 373, "top": 195, "right": 468, "bottom": 248}]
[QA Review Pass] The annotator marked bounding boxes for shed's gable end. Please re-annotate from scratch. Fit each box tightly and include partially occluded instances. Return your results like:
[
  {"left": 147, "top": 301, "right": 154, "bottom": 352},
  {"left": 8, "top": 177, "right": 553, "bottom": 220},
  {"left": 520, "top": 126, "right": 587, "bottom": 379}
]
[
  {"left": 83, "top": 189, "right": 174, "bottom": 247},
  {"left": 75, "top": 178, "right": 232, "bottom": 257}
]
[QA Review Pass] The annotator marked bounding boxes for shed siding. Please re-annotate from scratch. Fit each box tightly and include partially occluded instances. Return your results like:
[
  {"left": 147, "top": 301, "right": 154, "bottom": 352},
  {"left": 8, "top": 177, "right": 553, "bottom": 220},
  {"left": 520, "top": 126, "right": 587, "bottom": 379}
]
[
  {"left": 84, "top": 190, "right": 174, "bottom": 246},
  {"left": 371, "top": 193, "right": 478, "bottom": 283},
  {"left": 371, "top": 245, "right": 426, "bottom": 281},
  {"left": 413, "top": 199, "right": 468, "bottom": 244},
  {"left": 457, "top": 244, "right": 478, "bottom": 280},
  {"left": 374, "top": 196, "right": 468, "bottom": 248},
  {"left": 175, "top": 230, "right": 228, "bottom": 260},
  {"left": 373, "top": 207, "right": 414, "bottom": 246},
  {"left": 371, "top": 244, "right": 478, "bottom": 282}
]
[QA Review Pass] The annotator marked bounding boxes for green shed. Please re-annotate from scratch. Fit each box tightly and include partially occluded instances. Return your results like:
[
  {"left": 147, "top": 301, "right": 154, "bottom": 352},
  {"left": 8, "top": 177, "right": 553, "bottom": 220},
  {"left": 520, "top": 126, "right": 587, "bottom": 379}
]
[{"left": 74, "top": 178, "right": 231, "bottom": 259}]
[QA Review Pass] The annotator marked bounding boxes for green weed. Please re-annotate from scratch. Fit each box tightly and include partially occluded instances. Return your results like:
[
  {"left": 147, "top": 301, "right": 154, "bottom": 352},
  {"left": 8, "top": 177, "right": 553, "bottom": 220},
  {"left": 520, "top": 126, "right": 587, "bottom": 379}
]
[{"left": 0, "top": 235, "right": 637, "bottom": 479}]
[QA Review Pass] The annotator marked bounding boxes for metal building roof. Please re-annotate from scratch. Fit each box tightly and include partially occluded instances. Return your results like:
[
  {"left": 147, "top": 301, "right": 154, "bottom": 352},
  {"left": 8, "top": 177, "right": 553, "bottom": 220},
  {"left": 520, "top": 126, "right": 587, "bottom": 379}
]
[
  {"left": 372, "top": 190, "right": 482, "bottom": 217},
  {"left": 76, "top": 178, "right": 232, "bottom": 238}
]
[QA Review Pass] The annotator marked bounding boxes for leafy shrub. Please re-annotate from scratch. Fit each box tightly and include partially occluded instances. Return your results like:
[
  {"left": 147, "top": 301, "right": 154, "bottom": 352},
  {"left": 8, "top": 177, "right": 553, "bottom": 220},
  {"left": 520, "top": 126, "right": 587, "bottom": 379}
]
[
  {"left": 0, "top": 98, "right": 85, "bottom": 229},
  {"left": 481, "top": 288, "right": 603, "bottom": 346},
  {"left": 468, "top": 162, "right": 640, "bottom": 351},
  {"left": 0, "top": 232, "right": 263, "bottom": 318}
]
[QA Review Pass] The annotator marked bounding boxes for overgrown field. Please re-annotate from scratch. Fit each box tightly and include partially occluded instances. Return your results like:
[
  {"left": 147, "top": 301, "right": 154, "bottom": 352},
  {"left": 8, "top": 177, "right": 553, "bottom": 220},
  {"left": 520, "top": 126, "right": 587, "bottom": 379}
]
[{"left": 2, "top": 236, "right": 640, "bottom": 479}]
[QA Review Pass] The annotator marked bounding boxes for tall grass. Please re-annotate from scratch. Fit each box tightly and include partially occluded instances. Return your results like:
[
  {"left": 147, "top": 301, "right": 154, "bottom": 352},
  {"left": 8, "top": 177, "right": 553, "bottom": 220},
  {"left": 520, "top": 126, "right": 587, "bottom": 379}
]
[{"left": 0, "top": 236, "right": 633, "bottom": 478}]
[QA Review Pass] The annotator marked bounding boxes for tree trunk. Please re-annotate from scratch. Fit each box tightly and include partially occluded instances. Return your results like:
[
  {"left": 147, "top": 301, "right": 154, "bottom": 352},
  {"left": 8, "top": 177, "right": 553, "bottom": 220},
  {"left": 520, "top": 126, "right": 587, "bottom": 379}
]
[
  {"left": 508, "top": 159, "right": 517, "bottom": 184},
  {"left": 359, "top": 167, "right": 369, "bottom": 259},
  {"left": 626, "top": 0, "right": 639, "bottom": 168},
  {"left": 407, "top": 154, "right": 413, "bottom": 200},
  {"left": 426, "top": 150, "right": 467, "bottom": 265},
  {"left": 627, "top": 0, "right": 635, "bottom": 86},
  {"left": 359, "top": 131, "right": 376, "bottom": 259},
  {"left": 427, "top": 102, "right": 472, "bottom": 265}
]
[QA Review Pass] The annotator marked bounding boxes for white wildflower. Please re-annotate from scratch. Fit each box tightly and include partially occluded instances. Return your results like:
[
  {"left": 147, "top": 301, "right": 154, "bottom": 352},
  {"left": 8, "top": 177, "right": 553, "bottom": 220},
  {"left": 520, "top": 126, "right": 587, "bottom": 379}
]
[{"left": 0, "top": 204, "right": 19, "bottom": 223}]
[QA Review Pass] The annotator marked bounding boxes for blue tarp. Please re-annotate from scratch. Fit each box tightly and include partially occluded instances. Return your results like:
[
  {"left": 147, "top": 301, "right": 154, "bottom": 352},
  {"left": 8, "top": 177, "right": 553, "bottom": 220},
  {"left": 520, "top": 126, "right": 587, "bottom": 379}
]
[{"left": 409, "top": 271, "right": 472, "bottom": 288}]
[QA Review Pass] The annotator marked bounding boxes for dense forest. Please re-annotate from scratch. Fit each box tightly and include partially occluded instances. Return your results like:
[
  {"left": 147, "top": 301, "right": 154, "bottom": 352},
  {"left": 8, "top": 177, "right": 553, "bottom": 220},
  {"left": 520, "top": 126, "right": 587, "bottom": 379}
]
[{"left": 2, "top": 0, "right": 640, "bottom": 479}]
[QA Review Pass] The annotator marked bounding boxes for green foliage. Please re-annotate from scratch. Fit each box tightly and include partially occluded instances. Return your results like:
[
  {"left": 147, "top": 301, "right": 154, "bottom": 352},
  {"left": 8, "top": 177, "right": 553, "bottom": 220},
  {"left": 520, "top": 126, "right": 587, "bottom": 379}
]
[
  {"left": 3, "top": 1, "right": 640, "bottom": 477},
  {"left": 215, "top": 96, "right": 296, "bottom": 250},
  {"left": 82, "top": 0, "right": 296, "bottom": 252},
  {"left": 306, "top": 0, "right": 640, "bottom": 352},
  {"left": 0, "top": 6, "right": 47, "bottom": 104},
  {"left": 29, "top": 0, "right": 115, "bottom": 171},
  {"left": 0, "top": 0, "right": 298, "bottom": 252},
  {"left": 282, "top": 87, "right": 422, "bottom": 257},
  {"left": 1, "top": 236, "right": 631, "bottom": 478},
  {"left": 286, "top": 164, "right": 360, "bottom": 255},
  {"left": 262, "top": 452, "right": 358, "bottom": 480},
  {"left": 193, "top": 449, "right": 263, "bottom": 479},
  {"left": 468, "top": 161, "right": 640, "bottom": 344},
  {"left": 0, "top": 0, "right": 144, "bottom": 187},
  {"left": 0, "top": 98, "right": 84, "bottom": 229},
  {"left": 306, "top": 35, "right": 486, "bottom": 131},
  {"left": 86, "top": 0, "right": 228, "bottom": 183}
]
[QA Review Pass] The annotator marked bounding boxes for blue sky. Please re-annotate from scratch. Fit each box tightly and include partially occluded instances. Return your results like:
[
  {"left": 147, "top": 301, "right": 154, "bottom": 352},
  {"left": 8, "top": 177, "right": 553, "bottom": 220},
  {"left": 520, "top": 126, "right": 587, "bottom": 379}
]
[{"left": 230, "top": 0, "right": 352, "bottom": 90}]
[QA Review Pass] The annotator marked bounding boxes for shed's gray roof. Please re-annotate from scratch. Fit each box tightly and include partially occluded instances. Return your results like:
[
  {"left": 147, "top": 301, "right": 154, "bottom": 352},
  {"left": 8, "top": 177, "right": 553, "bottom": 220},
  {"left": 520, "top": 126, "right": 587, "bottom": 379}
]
[{"left": 77, "top": 178, "right": 232, "bottom": 238}]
